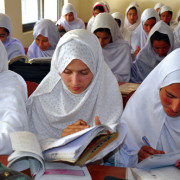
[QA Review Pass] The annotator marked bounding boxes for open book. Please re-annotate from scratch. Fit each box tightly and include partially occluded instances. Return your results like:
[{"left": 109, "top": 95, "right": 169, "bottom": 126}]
[
  {"left": 7, "top": 124, "right": 126, "bottom": 179},
  {"left": 29, "top": 57, "right": 51, "bottom": 64}
]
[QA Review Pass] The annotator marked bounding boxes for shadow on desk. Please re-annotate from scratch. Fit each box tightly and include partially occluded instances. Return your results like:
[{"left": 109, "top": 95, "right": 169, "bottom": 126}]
[{"left": 0, "top": 155, "right": 126, "bottom": 180}]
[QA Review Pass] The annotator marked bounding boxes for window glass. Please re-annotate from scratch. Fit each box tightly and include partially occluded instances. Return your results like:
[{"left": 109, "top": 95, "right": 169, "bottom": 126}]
[
  {"left": 0, "top": 0, "right": 5, "bottom": 13},
  {"left": 21, "top": 0, "right": 39, "bottom": 24},
  {"left": 44, "top": 0, "right": 57, "bottom": 21}
]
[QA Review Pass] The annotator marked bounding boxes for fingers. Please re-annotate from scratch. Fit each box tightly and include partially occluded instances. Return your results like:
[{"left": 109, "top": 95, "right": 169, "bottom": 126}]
[
  {"left": 95, "top": 116, "right": 101, "bottom": 125},
  {"left": 74, "top": 119, "right": 87, "bottom": 125},
  {"left": 138, "top": 146, "right": 165, "bottom": 162}
]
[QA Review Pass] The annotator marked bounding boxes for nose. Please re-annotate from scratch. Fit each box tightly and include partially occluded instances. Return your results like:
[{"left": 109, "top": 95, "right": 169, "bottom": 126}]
[
  {"left": 71, "top": 73, "right": 80, "bottom": 85},
  {"left": 171, "top": 99, "right": 180, "bottom": 113}
]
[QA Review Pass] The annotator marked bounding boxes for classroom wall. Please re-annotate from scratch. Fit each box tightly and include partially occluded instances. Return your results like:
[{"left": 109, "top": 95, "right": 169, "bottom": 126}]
[{"left": 3, "top": 0, "right": 180, "bottom": 47}]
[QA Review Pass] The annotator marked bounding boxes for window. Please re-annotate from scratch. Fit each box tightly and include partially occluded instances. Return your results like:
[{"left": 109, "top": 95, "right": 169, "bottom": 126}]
[
  {"left": 0, "top": 0, "right": 5, "bottom": 13},
  {"left": 22, "top": 0, "right": 62, "bottom": 32}
]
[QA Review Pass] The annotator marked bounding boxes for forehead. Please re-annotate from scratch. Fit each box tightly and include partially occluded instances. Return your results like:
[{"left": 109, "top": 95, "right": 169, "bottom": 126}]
[
  {"left": 66, "top": 59, "right": 89, "bottom": 69},
  {"left": 65, "top": 12, "right": 73, "bottom": 16},
  {"left": 0, "top": 27, "right": 7, "bottom": 34},
  {"left": 127, "top": 9, "right": 137, "bottom": 14},
  {"left": 36, "top": 34, "right": 48, "bottom": 40},
  {"left": 152, "top": 40, "right": 169, "bottom": 47},
  {"left": 163, "top": 83, "right": 180, "bottom": 95},
  {"left": 95, "top": 31, "right": 111, "bottom": 38},
  {"left": 144, "top": 18, "right": 156, "bottom": 25},
  {"left": 161, "top": 11, "right": 172, "bottom": 16}
]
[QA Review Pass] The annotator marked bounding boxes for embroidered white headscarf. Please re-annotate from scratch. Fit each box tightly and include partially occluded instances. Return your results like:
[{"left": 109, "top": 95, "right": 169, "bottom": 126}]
[
  {"left": 124, "top": 4, "right": 141, "bottom": 31},
  {"left": 131, "top": 8, "right": 160, "bottom": 52},
  {"left": 56, "top": 3, "right": 85, "bottom": 31},
  {"left": 26, "top": 29, "right": 123, "bottom": 142},
  {"left": 120, "top": 48, "right": 180, "bottom": 161},
  {"left": 27, "top": 19, "right": 60, "bottom": 59},
  {"left": 91, "top": 13, "right": 131, "bottom": 82},
  {"left": 0, "top": 13, "right": 25, "bottom": 60},
  {"left": 131, "top": 20, "right": 175, "bottom": 82}
]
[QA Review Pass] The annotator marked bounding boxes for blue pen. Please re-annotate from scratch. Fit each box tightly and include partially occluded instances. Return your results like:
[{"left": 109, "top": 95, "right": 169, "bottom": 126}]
[{"left": 142, "top": 136, "right": 151, "bottom": 147}]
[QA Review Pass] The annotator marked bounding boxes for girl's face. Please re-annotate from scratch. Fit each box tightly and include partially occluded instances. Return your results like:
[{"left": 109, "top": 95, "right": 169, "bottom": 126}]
[
  {"left": 127, "top": 9, "right": 138, "bottom": 24},
  {"left": 160, "top": 83, "right": 180, "bottom": 117},
  {"left": 35, "top": 34, "right": 51, "bottom": 51},
  {"left": 0, "top": 27, "right": 9, "bottom": 43},
  {"left": 61, "top": 59, "right": 93, "bottom": 94},
  {"left": 160, "top": 11, "right": 172, "bottom": 25},
  {"left": 152, "top": 40, "right": 170, "bottom": 57},
  {"left": 64, "top": 12, "right": 74, "bottom": 22},
  {"left": 94, "top": 31, "right": 112, "bottom": 48},
  {"left": 93, "top": 9, "right": 101, "bottom": 17},
  {"left": 143, "top": 18, "right": 156, "bottom": 35}
]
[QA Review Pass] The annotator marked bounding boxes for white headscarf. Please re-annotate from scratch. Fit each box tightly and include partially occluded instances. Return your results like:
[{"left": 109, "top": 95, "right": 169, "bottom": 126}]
[
  {"left": 159, "top": 5, "right": 173, "bottom": 25},
  {"left": 131, "top": 20, "right": 175, "bottom": 82},
  {"left": 56, "top": 3, "right": 85, "bottom": 31},
  {"left": 172, "top": 10, "right": 180, "bottom": 32},
  {"left": 124, "top": 4, "right": 141, "bottom": 31},
  {"left": 87, "top": 1, "right": 109, "bottom": 31},
  {"left": 154, "top": 2, "right": 164, "bottom": 11},
  {"left": 174, "top": 22, "right": 180, "bottom": 44},
  {"left": 0, "top": 13, "right": 25, "bottom": 60},
  {"left": 26, "top": 29, "right": 123, "bottom": 142},
  {"left": 120, "top": 48, "right": 180, "bottom": 163},
  {"left": 27, "top": 19, "right": 60, "bottom": 59},
  {"left": 91, "top": 13, "right": 131, "bottom": 82},
  {"left": 0, "top": 41, "right": 28, "bottom": 154},
  {"left": 131, "top": 8, "right": 160, "bottom": 52}
]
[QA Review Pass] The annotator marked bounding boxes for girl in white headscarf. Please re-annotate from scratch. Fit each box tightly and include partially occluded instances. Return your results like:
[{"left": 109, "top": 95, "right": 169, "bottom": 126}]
[
  {"left": 112, "top": 12, "right": 127, "bottom": 40},
  {"left": 131, "top": 8, "right": 160, "bottom": 57},
  {"left": 56, "top": 3, "right": 85, "bottom": 33},
  {"left": 87, "top": 1, "right": 109, "bottom": 31},
  {"left": 91, "top": 13, "right": 132, "bottom": 82},
  {"left": 172, "top": 10, "right": 180, "bottom": 32},
  {"left": 0, "top": 41, "right": 28, "bottom": 154},
  {"left": 131, "top": 20, "right": 175, "bottom": 83},
  {"left": 154, "top": 2, "right": 164, "bottom": 12},
  {"left": 116, "top": 48, "right": 180, "bottom": 167},
  {"left": 26, "top": 29, "right": 125, "bottom": 148},
  {"left": 159, "top": 5, "right": 173, "bottom": 26},
  {"left": 0, "top": 13, "right": 25, "bottom": 61},
  {"left": 27, "top": 19, "right": 60, "bottom": 59}
]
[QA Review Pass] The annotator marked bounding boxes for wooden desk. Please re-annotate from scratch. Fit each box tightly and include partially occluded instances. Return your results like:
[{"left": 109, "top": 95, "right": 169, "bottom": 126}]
[{"left": 0, "top": 155, "right": 126, "bottom": 180}]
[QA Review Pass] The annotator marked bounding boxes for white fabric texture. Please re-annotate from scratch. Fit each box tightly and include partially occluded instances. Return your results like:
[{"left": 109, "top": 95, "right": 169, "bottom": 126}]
[
  {"left": 26, "top": 29, "right": 123, "bottom": 144},
  {"left": 124, "top": 4, "right": 141, "bottom": 31},
  {"left": 0, "top": 41, "right": 28, "bottom": 154},
  {"left": 154, "top": 2, "right": 164, "bottom": 11},
  {"left": 0, "top": 13, "right": 25, "bottom": 60},
  {"left": 27, "top": 19, "right": 60, "bottom": 59},
  {"left": 131, "top": 8, "right": 160, "bottom": 53},
  {"left": 87, "top": 1, "right": 109, "bottom": 31},
  {"left": 91, "top": 13, "right": 131, "bottom": 82},
  {"left": 56, "top": 3, "right": 85, "bottom": 32},
  {"left": 174, "top": 22, "right": 180, "bottom": 44},
  {"left": 159, "top": 5, "right": 173, "bottom": 26},
  {"left": 131, "top": 20, "right": 175, "bottom": 83},
  {"left": 117, "top": 48, "right": 180, "bottom": 167}
]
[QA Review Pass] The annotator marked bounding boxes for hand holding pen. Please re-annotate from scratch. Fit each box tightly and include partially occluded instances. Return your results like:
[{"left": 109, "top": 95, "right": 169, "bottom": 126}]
[{"left": 138, "top": 136, "right": 165, "bottom": 163}]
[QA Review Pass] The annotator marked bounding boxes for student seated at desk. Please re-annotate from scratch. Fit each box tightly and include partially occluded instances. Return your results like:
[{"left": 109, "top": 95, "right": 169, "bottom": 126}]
[
  {"left": 115, "top": 48, "right": 180, "bottom": 168},
  {"left": 131, "top": 20, "right": 175, "bottom": 83},
  {"left": 27, "top": 19, "right": 60, "bottom": 59},
  {"left": 0, "top": 41, "right": 28, "bottom": 155},
  {"left": 91, "top": 13, "right": 132, "bottom": 82},
  {"left": 0, "top": 13, "right": 25, "bottom": 61},
  {"left": 56, "top": 3, "right": 85, "bottom": 35},
  {"left": 26, "top": 29, "right": 124, "bottom": 146}
]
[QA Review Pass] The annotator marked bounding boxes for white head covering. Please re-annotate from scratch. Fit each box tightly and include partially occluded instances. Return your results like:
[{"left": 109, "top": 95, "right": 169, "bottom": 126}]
[
  {"left": 124, "top": 4, "right": 141, "bottom": 31},
  {"left": 154, "top": 2, "right": 164, "bottom": 11},
  {"left": 91, "top": 13, "right": 131, "bottom": 82},
  {"left": 159, "top": 5, "right": 173, "bottom": 25},
  {"left": 112, "top": 12, "right": 125, "bottom": 33},
  {"left": 0, "top": 13, "right": 25, "bottom": 60},
  {"left": 174, "top": 22, "right": 180, "bottom": 44},
  {"left": 131, "top": 8, "right": 160, "bottom": 52},
  {"left": 27, "top": 19, "right": 60, "bottom": 59},
  {"left": 26, "top": 29, "right": 123, "bottom": 141},
  {"left": 0, "top": 41, "right": 8, "bottom": 72},
  {"left": 131, "top": 20, "right": 175, "bottom": 82},
  {"left": 120, "top": 48, "right": 180, "bottom": 160},
  {"left": 102, "top": 1, "right": 111, "bottom": 13},
  {"left": 56, "top": 3, "right": 85, "bottom": 31}
]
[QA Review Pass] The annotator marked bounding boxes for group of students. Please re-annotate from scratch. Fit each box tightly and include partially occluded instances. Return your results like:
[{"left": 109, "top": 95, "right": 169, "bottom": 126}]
[{"left": 0, "top": 1, "right": 180, "bottom": 170}]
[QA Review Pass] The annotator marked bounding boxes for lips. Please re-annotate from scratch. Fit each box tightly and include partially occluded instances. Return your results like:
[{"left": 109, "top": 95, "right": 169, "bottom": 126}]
[{"left": 72, "top": 87, "right": 81, "bottom": 91}]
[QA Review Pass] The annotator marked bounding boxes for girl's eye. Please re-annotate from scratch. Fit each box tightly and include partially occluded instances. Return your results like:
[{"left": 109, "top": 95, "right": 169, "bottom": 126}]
[
  {"left": 63, "top": 70, "right": 71, "bottom": 74},
  {"left": 80, "top": 71, "right": 88, "bottom": 75}
]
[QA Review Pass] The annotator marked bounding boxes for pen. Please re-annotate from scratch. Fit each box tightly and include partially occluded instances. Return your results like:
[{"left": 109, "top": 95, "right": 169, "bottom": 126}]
[{"left": 142, "top": 136, "right": 151, "bottom": 147}]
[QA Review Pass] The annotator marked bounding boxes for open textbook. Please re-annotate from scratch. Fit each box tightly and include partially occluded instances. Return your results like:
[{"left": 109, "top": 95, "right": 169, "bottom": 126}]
[{"left": 7, "top": 124, "right": 126, "bottom": 179}]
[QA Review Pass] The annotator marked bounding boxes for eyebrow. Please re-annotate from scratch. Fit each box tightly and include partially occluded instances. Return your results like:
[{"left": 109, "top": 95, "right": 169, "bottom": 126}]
[{"left": 165, "top": 89, "right": 176, "bottom": 98}]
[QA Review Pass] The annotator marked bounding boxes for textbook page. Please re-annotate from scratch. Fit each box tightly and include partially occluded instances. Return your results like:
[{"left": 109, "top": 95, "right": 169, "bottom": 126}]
[
  {"left": 29, "top": 57, "right": 51, "bottom": 64},
  {"left": 38, "top": 162, "right": 92, "bottom": 180},
  {"left": 130, "top": 166, "right": 180, "bottom": 180},
  {"left": 135, "top": 150, "right": 180, "bottom": 169}
]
